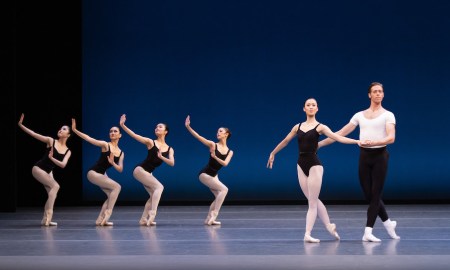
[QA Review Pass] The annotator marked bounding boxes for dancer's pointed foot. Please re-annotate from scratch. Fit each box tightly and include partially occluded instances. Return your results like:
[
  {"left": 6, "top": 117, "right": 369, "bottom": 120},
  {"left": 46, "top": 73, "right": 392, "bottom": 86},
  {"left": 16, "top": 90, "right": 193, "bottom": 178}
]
[
  {"left": 95, "top": 213, "right": 104, "bottom": 226},
  {"left": 207, "top": 211, "right": 218, "bottom": 226},
  {"left": 205, "top": 212, "right": 221, "bottom": 225},
  {"left": 139, "top": 217, "right": 148, "bottom": 226},
  {"left": 383, "top": 219, "right": 400, "bottom": 240},
  {"left": 41, "top": 210, "right": 56, "bottom": 227},
  {"left": 147, "top": 210, "right": 157, "bottom": 226},
  {"left": 41, "top": 219, "right": 57, "bottom": 226},
  {"left": 326, "top": 223, "right": 340, "bottom": 240},
  {"left": 101, "top": 209, "right": 112, "bottom": 226}
]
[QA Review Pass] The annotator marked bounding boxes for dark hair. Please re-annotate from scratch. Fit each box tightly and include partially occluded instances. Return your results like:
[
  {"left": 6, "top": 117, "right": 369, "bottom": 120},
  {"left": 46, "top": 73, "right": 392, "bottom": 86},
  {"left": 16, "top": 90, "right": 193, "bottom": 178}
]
[
  {"left": 223, "top": 127, "right": 231, "bottom": 140},
  {"left": 368, "top": 82, "right": 383, "bottom": 93},
  {"left": 304, "top": 97, "right": 317, "bottom": 107},
  {"left": 162, "top": 123, "right": 169, "bottom": 136}
]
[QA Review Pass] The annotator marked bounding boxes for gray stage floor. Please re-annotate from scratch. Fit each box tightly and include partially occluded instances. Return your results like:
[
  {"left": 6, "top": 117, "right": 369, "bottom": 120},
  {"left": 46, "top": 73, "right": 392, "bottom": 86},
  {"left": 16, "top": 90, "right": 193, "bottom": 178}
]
[{"left": 1, "top": 204, "right": 450, "bottom": 270}]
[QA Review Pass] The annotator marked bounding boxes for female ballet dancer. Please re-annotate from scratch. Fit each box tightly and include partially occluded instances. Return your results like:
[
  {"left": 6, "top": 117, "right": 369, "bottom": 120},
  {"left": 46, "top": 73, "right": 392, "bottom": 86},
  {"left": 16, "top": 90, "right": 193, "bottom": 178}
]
[
  {"left": 120, "top": 114, "right": 174, "bottom": 226},
  {"left": 72, "top": 118, "right": 124, "bottom": 226},
  {"left": 267, "top": 98, "right": 361, "bottom": 242},
  {"left": 18, "top": 113, "right": 72, "bottom": 226},
  {"left": 185, "top": 115, "right": 233, "bottom": 225}
]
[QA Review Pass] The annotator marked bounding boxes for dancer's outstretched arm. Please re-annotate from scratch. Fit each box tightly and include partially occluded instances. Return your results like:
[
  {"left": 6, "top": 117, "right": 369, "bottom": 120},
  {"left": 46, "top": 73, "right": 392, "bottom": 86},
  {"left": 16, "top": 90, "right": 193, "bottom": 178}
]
[
  {"left": 267, "top": 124, "right": 298, "bottom": 169},
  {"left": 119, "top": 114, "right": 154, "bottom": 147},
  {"left": 71, "top": 118, "right": 109, "bottom": 150},
  {"left": 185, "top": 115, "right": 215, "bottom": 149},
  {"left": 18, "top": 113, "right": 53, "bottom": 145}
]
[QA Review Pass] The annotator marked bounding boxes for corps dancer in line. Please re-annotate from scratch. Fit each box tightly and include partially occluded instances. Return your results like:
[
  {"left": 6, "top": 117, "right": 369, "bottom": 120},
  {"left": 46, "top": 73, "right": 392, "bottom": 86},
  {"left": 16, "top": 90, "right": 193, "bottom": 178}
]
[
  {"left": 185, "top": 115, "right": 233, "bottom": 226},
  {"left": 120, "top": 114, "right": 175, "bottom": 226},
  {"left": 267, "top": 98, "right": 361, "bottom": 243},
  {"left": 18, "top": 113, "right": 72, "bottom": 226},
  {"left": 319, "top": 82, "right": 400, "bottom": 242},
  {"left": 72, "top": 118, "right": 124, "bottom": 226}
]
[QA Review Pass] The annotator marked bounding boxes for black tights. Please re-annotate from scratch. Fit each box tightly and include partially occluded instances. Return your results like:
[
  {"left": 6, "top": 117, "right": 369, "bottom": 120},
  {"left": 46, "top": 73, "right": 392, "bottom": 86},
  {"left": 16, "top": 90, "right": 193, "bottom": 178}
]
[{"left": 358, "top": 147, "right": 390, "bottom": 227}]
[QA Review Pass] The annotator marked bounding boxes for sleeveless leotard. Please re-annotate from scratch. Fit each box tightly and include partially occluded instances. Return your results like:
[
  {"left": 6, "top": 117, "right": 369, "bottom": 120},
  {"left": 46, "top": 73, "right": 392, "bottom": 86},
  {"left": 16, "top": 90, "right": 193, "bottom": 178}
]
[
  {"left": 297, "top": 123, "right": 322, "bottom": 177},
  {"left": 89, "top": 143, "right": 122, "bottom": 174},
  {"left": 136, "top": 140, "right": 171, "bottom": 173},
  {"left": 199, "top": 144, "right": 230, "bottom": 177},
  {"left": 35, "top": 139, "right": 69, "bottom": 173}
]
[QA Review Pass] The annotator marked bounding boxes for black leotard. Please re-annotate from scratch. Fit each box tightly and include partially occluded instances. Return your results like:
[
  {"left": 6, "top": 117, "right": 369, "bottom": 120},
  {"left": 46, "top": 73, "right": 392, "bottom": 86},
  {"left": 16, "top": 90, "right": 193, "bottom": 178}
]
[
  {"left": 136, "top": 140, "right": 171, "bottom": 173},
  {"left": 297, "top": 123, "right": 322, "bottom": 177},
  {"left": 199, "top": 144, "right": 230, "bottom": 177},
  {"left": 35, "top": 139, "right": 69, "bottom": 174},
  {"left": 89, "top": 143, "right": 122, "bottom": 175}
]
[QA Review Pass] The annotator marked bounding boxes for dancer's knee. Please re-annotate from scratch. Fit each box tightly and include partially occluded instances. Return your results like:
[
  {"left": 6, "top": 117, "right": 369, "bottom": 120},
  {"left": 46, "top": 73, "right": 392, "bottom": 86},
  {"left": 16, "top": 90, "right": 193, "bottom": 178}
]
[
  {"left": 49, "top": 183, "right": 60, "bottom": 196},
  {"left": 370, "top": 199, "right": 381, "bottom": 209},
  {"left": 308, "top": 199, "right": 318, "bottom": 209},
  {"left": 114, "top": 183, "right": 122, "bottom": 193},
  {"left": 221, "top": 186, "right": 229, "bottom": 196},
  {"left": 363, "top": 193, "right": 372, "bottom": 202}
]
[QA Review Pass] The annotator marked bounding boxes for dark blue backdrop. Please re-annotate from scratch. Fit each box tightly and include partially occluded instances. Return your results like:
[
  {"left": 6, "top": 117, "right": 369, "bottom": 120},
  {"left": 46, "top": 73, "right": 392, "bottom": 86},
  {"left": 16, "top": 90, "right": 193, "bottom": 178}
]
[{"left": 82, "top": 0, "right": 450, "bottom": 202}]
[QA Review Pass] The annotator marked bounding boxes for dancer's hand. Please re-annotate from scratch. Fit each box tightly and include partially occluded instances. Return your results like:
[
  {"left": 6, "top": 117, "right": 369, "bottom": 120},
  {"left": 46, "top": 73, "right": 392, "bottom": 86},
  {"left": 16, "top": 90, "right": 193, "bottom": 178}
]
[
  {"left": 18, "top": 113, "right": 24, "bottom": 126},
  {"left": 107, "top": 152, "right": 115, "bottom": 164},
  {"left": 120, "top": 114, "right": 126, "bottom": 126},
  {"left": 48, "top": 147, "right": 54, "bottom": 159},
  {"left": 71, "top": 118, "right": 77, "bottom": 131},
  {"left": 267, "top": 154, "right": 275, "bottom": 169},
  {"left": 360, "top": 140, "right": 373, "bottom": 147}
]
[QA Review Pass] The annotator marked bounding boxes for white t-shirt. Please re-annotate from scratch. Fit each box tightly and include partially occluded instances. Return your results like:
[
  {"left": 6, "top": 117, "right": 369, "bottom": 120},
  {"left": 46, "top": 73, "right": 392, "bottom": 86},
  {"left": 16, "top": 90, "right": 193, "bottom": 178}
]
[{"left": 350, "top": 110, "right": 396, "bottom": 148}]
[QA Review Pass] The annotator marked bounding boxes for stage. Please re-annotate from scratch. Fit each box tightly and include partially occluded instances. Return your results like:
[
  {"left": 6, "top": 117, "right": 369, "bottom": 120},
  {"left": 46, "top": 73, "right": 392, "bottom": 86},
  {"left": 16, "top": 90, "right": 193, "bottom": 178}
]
[{"left": 1, "top": 204, "right": 449, "bottom": 269}]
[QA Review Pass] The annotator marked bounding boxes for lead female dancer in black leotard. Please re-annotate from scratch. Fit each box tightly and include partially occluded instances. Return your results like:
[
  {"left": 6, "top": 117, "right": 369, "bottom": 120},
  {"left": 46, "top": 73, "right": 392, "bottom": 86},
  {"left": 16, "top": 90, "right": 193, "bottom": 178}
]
[
  {"left": 267, "top": 98, "right": 361, "bottom": 243},
  {"left": 185, "top": 115, "right": 234, "bottom": 226}
]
